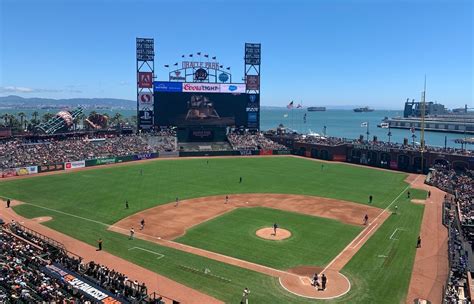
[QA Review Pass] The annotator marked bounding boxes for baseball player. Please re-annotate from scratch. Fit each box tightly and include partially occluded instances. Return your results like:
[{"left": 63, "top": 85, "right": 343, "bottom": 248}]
[
  {"left": 129, "top": 227, "right": 135, "bottom": 240},
  {"left": 140, "top": 219, "right": 145, "bottom": 230},
  {"left": 175, "top": 197, "right": 179, "bottom": 207},
  {"left": 225, "top": 195, "right": 229, "bottom": 204},
  {"left": 273, "top": 223, "right": 278, "bottom": 235},
  {"left": 241, "top": 287, "right": 250, "bottom": 304},
  {"left": 363, "top": 214, "right": 369, "bottom": 225}
]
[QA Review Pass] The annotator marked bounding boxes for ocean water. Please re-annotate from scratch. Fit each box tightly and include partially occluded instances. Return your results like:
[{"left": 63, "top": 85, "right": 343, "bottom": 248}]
[{"left": 1, "top": 108, "right": 470, "bottom": 149}]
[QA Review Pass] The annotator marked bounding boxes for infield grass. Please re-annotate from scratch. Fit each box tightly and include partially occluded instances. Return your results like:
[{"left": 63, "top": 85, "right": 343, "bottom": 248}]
[
  {"left": 0, "top": 156, "right": 425, "bottom": 303},
  {"left": 175, "top": 207, "right": 362, "bottom": 269}
]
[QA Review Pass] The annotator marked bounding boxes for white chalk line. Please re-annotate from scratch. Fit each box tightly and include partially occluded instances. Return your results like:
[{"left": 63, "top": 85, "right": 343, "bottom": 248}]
[
  {"left": 321, "top": 174, "right": 420, "bottom": 274},
  {"left": 389, "top": 227, "right": 406, "bottom": 241},
  {"left": 349, "top": 224, "right": 378, "bottom": 249},
  {"left": 128, "top": 246, "right": 165, "bottom": 260}
]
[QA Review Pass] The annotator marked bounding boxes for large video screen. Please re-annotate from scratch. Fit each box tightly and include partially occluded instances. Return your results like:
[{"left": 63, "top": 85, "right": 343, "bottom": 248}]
[{"left": 154, "top": 91, "right": 259, "bottom": 128}]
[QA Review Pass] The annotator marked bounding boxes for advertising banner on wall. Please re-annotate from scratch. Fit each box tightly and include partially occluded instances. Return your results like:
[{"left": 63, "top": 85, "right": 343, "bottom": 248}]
[
  {"left": 182, "top": 83, "right": 221, "bottom": 93},
  {"left": 154, "top": 81, "right": 182, "bottom": 92},
  {"left": 138, "top": 72, "right": 153, "bottom": 88},
  {"left": 1, "top": 166, "right": 38, "bottom": 178},
  {"left": 42, "top": 264, "right": 125, "bottom": 304},
  {"left": 65, "top": 160, "right": 85, "bottom": 170},
  {"left": 134, "top": 153, "right": 159, "bottom": 160},
  {"left": 138, "top": 92, "right": 154, "bottom": 111},
  {"left": 38, "top": 164, "right": 65, "bottom": 173},
  {"left": 246, "top": 75, "right": 260, "bottom": 90},
  {"left": 220, "top": 84, "right": 246, "bottom": 93}
]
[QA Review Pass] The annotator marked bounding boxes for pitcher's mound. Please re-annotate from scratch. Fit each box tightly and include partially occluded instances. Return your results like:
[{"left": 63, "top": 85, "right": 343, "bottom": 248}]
[{"left": 256, "top": 227, "right": 291, "bottom": 240}]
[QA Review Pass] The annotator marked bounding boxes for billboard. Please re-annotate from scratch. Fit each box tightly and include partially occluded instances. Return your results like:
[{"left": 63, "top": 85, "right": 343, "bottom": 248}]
[
  {"left": 220, "top": 84, "right": 246, "bottom": 93},
  {"left": 245, "top": 43, "right": 261, "bottom": 65},
  {"left": 65, "top": 160, "right": 85, "bottom": 170},
  {"left": 246, "top": 75, "right": 260, "bottom": 90},
  {"left": 182, "top": 83, "right": 220, "bottom": 93},
  {"left": 154, "top": 81, "right": 182, "bottom": 92},
  {"left": 136, "top": 38, "right": 154, "bottom": 61},
  {"left": 138, "top": 72, "right": 153, "bottom": 88},
  {"left": 155, "top": 91, "right": 258, "bottom": 128},
  {"left": 138, "top": 92, "right": 154, "bottom": 111}
]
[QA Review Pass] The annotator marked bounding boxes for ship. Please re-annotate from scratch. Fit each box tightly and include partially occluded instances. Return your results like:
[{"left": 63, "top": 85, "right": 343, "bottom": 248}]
[
  {"left": 307, "top": 106, "right": 326, "bottom": 112},
  {"left": 353, "top": 106, "right": 374, "bottom": 112}
]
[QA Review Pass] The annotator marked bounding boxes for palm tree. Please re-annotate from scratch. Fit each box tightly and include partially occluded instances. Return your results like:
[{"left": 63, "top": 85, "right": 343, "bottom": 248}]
[
  {"left": 42, "top": 112, "right": 55, "bottom": 122},
  {"left": 31, "top": 111, "right": 39, "bottom": 125},
  {"left": 113, "top": 112, "right": 122, "bottom": 127},
  {"left": 17, "top": 112, "right": 26, "bottom": 130},
  {"left": 0, "top": 114, "right": 8, "bottom": 126}
]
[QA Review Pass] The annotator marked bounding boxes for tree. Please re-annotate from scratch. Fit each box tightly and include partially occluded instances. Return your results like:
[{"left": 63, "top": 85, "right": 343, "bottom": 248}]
[
  {"left": 31, "top": 111, "right": 39, "bottom": 125},
  {"left": 17, "top": 112, "right": 26, "bottom": 130},
  {"left": 113, "top": 112, "right": 122, "bottom": 127},
  {"left": 0, "top": 114, "right": 8, "bottom": 126},
  {"left": 42, "top": 112, "right": 55, "bottom": 122}
]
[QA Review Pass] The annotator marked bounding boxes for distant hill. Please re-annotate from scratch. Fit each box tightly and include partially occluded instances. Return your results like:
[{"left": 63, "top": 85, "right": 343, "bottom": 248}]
[{"left": 0, "top": 95, "right": 135, "bottom": 110}]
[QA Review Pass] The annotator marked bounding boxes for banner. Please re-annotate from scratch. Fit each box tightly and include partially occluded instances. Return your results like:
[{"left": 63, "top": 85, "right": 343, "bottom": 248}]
[
  {"left": 38, "top": 164, "right": 65, "bottom": 173},
  {"left": 220, "top": 84, "right": 246, "bottom": 93},
  {"left": 138, "top": 72, "right": 153, "bottom": 88},
  {"left": 390, "top": 161, "right": 398, "bottom": 169},
  {"left": 115, "top": 155, "right": 135, "bottom": 163},
  {"left": 65, "top": 160, "right": 85, "bottom": 170},
  {"left": 157, "top": 151, "right": 179, "bottom": 158},
  {"left": 259, "top": 149, "right": 273, "bottom": 156},
  {"left": 16, "top": 166, "right": 38, "bottom": 176},
  {"left": 153, "top": 81, "right": 182, "bottom": 92},
  {"left": 138, "top": 92, "right": 154, "bottom": 111},
  {"left": 182, "top": 83, "right": 220, "bottom": 93},
  {"left": 134, "top": 152, "right": 159, "bottom": 160},
  {"left": 246, "top": 75, "right": 260, "bottom": 90},
  {"left": 85, "top": 158, "right": 116, "bottom": 167},
  {"left": 42, "top": 264, "right": 126, "bottom": 304}
]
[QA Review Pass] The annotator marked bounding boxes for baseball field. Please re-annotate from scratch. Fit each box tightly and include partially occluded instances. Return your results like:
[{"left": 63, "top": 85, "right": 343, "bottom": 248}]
[{"left": 0, "top": 156, "right": 427, "bottom": 303}]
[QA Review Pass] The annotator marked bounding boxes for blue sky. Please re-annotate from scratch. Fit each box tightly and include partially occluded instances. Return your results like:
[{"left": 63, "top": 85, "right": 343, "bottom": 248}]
[{"left": 0, "top": 0, "right": 472, "bottom": 109}]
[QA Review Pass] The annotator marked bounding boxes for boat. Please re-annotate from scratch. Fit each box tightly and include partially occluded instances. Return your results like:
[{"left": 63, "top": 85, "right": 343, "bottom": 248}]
[
  {"left": 377, "top": 122, "right": 389, "bottom": 129},
  {"left": 307, "top": 107, "right": 326, "bottom": 112},
  {"left": 353, "top": 106, "right": 374, "bottom": 112}
]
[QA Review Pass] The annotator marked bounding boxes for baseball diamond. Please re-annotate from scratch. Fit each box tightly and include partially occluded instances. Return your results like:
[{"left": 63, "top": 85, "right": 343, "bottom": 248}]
[{"left": 0, "top": 156, "right": 447, "bottom": 303}]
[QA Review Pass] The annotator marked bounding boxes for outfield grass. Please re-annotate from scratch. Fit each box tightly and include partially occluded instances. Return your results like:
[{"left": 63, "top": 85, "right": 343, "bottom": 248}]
[
  {"left": 176, "top": 207, "right": 362, "bottom": 270},
  {"left": 0, "top": 157, "right": 425, "bottom": 303}
]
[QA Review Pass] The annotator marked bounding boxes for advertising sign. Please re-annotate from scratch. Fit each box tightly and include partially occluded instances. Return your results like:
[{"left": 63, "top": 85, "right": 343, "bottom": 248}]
[
  {"left": 170, "top": 71, "right": 186, "bottom": 81},
  {"left": 134, "top": 153, "right": 158, "bottom": 160},
  {"left": 139, "top": 110, "right": 153, "bottom": 126},
  {"left": 194, "top": 68, "right": 208, "bottom": 81},
  {"left": 246, "top": 75, "right": 260, "bottom": 90},
  {"left": 38, "top": 164, "right": 65, "bottom": 173},
  {"left": 220, "top": 84, "right": 246, "bottom": 93},
  {"left": 96, "top": 158, "right": 116, "bottom": 165},
  {"left": 138, "top": 72, "right": 153, "bottom": 88},
  {"left": 42, "top": 264, "right": 125, "bottom": 304},
  {"left": 65, "top": 160, "right": 85, "bottom": 170},
  {"left": 182, "top": 61, "right": 220, "bottom": 69},
  {"left": 390, "top": 161, "right": 398, "bottom": 169},
  {"left": 182, "top": 83, "right": 220, "bottom": 93},
  {"left": 154, "top": 81, "right": 182, "bottom": 92},
  {"left": 245, "top": 43, "right": 261, "bottom": 65},
  {"left": 138, "top": 92, "right": 154, "bottom": 111}
]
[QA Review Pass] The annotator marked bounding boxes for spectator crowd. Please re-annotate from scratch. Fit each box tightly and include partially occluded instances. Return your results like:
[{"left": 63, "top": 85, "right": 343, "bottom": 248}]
[
  {"left": 227, "top": 132, "right": 287, "bottom": 151},
  {"left": 428, "top": 165, "right": 474, "bottom": 304},
  {"left": 0, "top": 132, "right": 177, "bottom": 170},
  {"left": 1, "top": 222, "right": 165, "bottom": 303}
]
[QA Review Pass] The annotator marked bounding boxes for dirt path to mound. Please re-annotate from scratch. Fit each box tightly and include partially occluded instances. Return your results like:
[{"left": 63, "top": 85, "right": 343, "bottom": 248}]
[
  {"left": 406, "top": 175, "right": 449, "bottom": 304},
  {"left": 1, "top": 203, "right": 222, "bottom": 304},
  {"left": 112, "top": 194, "right": 381, "bottom": 240}
]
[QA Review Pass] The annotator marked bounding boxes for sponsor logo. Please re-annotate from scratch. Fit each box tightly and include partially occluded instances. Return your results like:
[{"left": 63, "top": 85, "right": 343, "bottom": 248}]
[
  {"left": 96, "top": 158, "right": 116, "bottom": 165},
  {"left": 249, "top": 94, "right": 257, "bottom": 103},
  {"left": 218, "top": 73, "right": 229, "bottom": 82},
  {"left": 170, "top": 70, "right": 186, "bottom": 81},
  {"left": 246, "top": 107, "right": 259, "bottom": 112},
  {"left": 220, "top": 84, "right": 246, "bottom": 93},
  {"left": 138, "top": 93, "right": 153, "bottom": 111},
  {"left": 183, "top": 83, "right": 220, "bottom": 92},
  {"left": 246, "top": 75, "right": 260, "bottom": 90},
  {"left": 239, "top": 150, "right": 253, "bottom": 156},
  {"left": 153, "top": 81, "right": 182, "bottom": 92},
  {"left": 140, "top": 111, "right": 152, "bottom": 120},
  {"left": 138, "top": 72, "right": 153, "bottom": 88},
  {"left": 65, "top": 160, "right": 85, "bottom": 170}
]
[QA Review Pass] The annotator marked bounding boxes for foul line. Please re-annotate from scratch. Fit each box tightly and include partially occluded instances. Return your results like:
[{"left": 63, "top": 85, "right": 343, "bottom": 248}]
[
  {"left": 321, "top": 174, "right": 420, "bottom": 274},
  {"left": 128, "top": 246, "right": 165, "bottom": 259},
  {"left": 389, "top": 228, "right": 405, "bottom": 240}
]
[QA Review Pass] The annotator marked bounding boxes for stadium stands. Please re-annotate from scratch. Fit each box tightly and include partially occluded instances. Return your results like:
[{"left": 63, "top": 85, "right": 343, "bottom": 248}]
[
  {"left": 227, "top": 132, "right": 287, "bottom": 150},
  {"left": 1, "top": 222, "right": 167, "bottom": 303},
  {"left": 427, "top": 166, "right": 474, "bottom": 303}
]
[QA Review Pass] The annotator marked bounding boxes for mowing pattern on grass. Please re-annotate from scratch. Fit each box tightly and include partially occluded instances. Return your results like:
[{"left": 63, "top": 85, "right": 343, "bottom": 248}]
[
  {"left": 175, "top": 207, "right": 362, "bottom": 270},
  {"left": 0, "top": 157, "right": 425, "bottom": 303}
]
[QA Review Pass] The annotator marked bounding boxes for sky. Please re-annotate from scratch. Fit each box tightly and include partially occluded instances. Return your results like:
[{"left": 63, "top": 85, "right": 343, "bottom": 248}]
[{"left": 0, "top": 0, "right": 472, "bottom": 109}]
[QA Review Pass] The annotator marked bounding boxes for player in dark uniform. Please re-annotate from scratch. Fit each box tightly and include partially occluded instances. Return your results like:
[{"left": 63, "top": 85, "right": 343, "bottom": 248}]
[
  {"left": 140, "top": 219, "right": 145, "bottom": 230},
  {"left": 321, "top": 274, "right": 327, "bottom": 290},
  {"left": 96, "top": 239, "right": 103, "bottom": 251},
  {"left": 273, "top": 223, "right": 278, "bottom": 235},
  {"left": 239, "top": 177, "right": 242, "bottom": 183},
  {"left": 369, "top": 195, "right": 373, "bottom": 204},
  {"left": 364, "top": 214, "right": 369, "bottom": 225},
  {"left": 6, "top": 198, "right": 10, "bottom": 208},
  {"left": 125, "top": 200, "right": 129, "bottom": 209}
]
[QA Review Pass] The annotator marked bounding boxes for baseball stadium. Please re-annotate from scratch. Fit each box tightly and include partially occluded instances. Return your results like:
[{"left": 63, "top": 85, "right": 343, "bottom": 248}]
[{"left": 0, "top": 38, "right": 472, "bottom": 304}]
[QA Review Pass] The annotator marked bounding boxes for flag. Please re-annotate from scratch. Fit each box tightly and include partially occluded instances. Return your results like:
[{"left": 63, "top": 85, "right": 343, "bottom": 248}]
[
  {"left": 174, "top": 62, "right": 178, "bottom": 66},
  {"left": 204, "top": 54, "right": 209, "bottom": 58},
  {"left": 164, "top": 65, "right": 169, "bottom": 68},
  {"left": 197, "top": 52, "right": 201, "bottom": 55},
  {"left": 226, "top": 67, "right": 231, "bottom": 70},
  {"left": 287, "top": 101, "right": 294, "bottom": 109},
  {"left": 181, "top": 55, "right": 185, "bottom": 58},
  {"left": 189, "top": 54, "right": 193, "bottom": 57},
  {"left": 219, "top": 65, "right": 223, "bottom": 68},
  {"left": 297, "top": 103, "right": 302, "bottom": 109},
  {"left": 212, "top": 56, "right": 216, "bottom": 60},
  {"left": 361, "top": 122, "right": 368, "bottom": 127}
]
